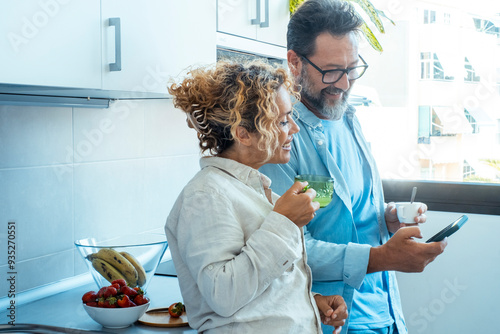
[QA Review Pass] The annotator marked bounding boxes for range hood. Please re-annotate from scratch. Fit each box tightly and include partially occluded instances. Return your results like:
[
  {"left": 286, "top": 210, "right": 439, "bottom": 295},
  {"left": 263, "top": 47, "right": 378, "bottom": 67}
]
[{"left": 0, "top": 83, "right": 170, "bottom": 109}]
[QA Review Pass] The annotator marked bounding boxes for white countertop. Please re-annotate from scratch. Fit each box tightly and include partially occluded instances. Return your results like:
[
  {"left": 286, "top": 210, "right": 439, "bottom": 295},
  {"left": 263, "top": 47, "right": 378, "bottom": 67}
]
[{"left": 0, "top": 274, "right": 197, "bottom": 333}]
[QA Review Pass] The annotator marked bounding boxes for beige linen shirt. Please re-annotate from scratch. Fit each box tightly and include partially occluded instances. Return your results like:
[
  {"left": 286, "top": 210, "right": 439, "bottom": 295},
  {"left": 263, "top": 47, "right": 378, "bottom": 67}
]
[{"left": 165, "top": 156, "right": 322, "bottom": 333}]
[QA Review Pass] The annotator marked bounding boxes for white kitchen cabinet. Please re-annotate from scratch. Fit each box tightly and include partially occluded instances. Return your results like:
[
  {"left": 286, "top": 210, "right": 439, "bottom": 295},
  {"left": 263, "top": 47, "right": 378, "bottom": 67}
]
[
  {"left": 101, "top": 0, "right": 216, "bottom": 95},
  {"left": 256, "top": 0, "right": 289, "bottom": 46},
  {"left": 0, "top": 0, "right": 216, "bottom": 101},
  {"left": 217, "top": 0, "right": 289, "bottom": 47},
  {"left": 0, "top": 0, "right": 101, "bottom": 89}
]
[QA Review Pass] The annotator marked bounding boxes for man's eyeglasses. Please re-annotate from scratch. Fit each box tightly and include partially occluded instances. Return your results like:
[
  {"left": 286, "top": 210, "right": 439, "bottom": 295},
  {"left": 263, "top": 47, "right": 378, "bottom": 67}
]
[{"left": 300, "top": 55, "right": 369, "bottom": 84}]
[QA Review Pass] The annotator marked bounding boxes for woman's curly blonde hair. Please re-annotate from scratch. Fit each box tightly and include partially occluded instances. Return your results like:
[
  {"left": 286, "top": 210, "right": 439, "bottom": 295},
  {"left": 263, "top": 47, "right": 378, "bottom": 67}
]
[{"left": 168, "top": 59, "right": 299, "bottom": 162}]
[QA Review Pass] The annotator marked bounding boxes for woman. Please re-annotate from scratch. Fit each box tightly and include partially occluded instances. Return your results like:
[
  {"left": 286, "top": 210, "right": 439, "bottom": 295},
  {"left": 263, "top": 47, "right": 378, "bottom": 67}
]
[{"left": 165, "top": 59, "right": 347, "bottom": 333}]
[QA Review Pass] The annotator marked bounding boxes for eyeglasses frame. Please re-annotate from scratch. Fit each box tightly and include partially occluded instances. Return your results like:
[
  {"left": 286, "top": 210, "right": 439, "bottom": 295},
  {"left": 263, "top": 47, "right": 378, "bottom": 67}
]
[{"left": 300, "top": 54, "right": 369, "bottom": 84}]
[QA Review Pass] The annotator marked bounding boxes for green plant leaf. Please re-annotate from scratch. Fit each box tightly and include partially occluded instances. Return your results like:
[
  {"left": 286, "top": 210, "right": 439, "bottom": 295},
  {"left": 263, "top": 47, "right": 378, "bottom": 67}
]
[
  {"left": 348, "top": 0, "right": 385, "bottom": 33},
  {"left": 480, "top": 159, "right": 500, "bottom": 171},
  {"left": 290, "top": 0, "right": 306, "bottom": 14},
  {"left": 377, "top": 9, "right": 396, "bottom": 26},
  {"left": 360, "top": 22, "right": 383, "bottom": 52},
  {"left": 288, "top": 0, "right": 391, "bottom": 52}
]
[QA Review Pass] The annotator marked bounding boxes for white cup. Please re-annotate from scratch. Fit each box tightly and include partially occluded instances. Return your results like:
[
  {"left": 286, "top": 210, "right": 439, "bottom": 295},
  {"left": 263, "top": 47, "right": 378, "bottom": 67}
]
[{"left": 395, "top": 202, "right": 423, "bottom": 223}]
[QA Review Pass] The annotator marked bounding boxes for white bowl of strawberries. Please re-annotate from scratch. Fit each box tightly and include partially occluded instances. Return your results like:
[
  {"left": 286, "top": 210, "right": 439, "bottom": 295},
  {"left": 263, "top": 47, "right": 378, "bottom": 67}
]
[{"left": 82, "top": 279, "right": 150, "bottom": 328}]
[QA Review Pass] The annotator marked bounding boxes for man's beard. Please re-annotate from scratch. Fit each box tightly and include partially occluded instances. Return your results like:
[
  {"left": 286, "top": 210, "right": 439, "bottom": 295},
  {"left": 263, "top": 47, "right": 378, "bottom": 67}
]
[{"left": 298, "top": 66, "right": 350, "bottom": 120}]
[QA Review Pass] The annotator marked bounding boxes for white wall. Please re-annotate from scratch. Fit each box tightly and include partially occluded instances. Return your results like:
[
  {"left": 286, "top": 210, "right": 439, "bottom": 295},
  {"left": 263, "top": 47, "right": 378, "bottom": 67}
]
[
  {"left": 397, "top": 210, "right": 500, "bottom": 334},
  {"left": 0, "top": 100, "right": 201, "bottom": 297}
]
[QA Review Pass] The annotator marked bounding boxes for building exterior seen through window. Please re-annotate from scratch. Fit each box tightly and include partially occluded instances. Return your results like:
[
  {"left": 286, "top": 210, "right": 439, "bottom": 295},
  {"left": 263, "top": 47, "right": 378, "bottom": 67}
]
[{"left": 352, "top": 0, "right": 500, "bottom": 184}]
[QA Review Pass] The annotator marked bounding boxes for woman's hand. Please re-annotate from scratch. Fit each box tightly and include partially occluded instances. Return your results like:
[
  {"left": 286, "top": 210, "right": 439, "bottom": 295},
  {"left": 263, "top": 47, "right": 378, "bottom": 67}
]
[
  {"left": 313, "top": 294, "right": 348, "bottom": 334},
  {"left": 273, "top": 181, "right": 319, "bottom": 228}
]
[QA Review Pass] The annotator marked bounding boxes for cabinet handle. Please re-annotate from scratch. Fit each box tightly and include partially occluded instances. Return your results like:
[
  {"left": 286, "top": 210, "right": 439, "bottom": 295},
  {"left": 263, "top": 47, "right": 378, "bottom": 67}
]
[
  {"left": 260, "top": 0, "right": 269, "bottom": 28},
  {"left": 108, "top": 18, "right": 122, "bottom": 71},
  {"left": 250, "top": 0, "right": 260, "bottom": 25}
]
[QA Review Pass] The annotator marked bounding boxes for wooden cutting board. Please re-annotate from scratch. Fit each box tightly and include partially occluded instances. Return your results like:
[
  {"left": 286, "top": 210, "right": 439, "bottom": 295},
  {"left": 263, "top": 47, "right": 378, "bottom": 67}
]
[{"left": 138, "top": 307, "right": 189, "bottom": 328}]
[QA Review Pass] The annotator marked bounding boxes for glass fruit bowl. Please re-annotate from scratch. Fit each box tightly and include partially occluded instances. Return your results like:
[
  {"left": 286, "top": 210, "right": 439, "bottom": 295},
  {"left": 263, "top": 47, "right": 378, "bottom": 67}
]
[{"left": 75, "top": 233, "right": 168, "bottom": 292}]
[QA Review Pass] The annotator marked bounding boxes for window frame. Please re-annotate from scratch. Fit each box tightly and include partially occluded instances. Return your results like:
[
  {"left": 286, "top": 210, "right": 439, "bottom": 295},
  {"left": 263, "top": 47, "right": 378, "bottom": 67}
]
[{"left": 382, "top": 179, "right": 500, "bottom": 215}]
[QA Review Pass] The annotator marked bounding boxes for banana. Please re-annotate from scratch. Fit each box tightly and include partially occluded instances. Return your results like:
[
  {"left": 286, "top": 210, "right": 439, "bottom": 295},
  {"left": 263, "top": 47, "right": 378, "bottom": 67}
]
[
  {"left": 91, "top": 258, "right": 127, "bottom": 284},
  {"left": 88, "top": 248, "right": 138, "bottom": 286},
  {"left": 120, "top": 251, "right": 147, "bottom": 287}
]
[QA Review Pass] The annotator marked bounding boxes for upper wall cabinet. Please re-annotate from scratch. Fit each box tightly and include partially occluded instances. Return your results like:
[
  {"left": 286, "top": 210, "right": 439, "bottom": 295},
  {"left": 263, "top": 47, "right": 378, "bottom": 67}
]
[
  {"left": 0, "top": 1, "right": 102, "bottom": 89},
  {"left": 101, "top": 0, "right": 216, "bottom": 95},
  {"left": 217, "top": 0, "right": 289, "bottom": 47},
  {"left": 0, "top": 0, "right": 216, "bottom": 102}
]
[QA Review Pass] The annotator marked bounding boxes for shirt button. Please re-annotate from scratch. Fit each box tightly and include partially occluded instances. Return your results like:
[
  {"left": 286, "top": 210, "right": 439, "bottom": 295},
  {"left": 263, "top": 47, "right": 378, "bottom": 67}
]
[
  {"left": 317, "top": 140, "right": 324, "bottom": 146},
  {"left": 208, "top": 265, "right": 214, "bottom": 270}
]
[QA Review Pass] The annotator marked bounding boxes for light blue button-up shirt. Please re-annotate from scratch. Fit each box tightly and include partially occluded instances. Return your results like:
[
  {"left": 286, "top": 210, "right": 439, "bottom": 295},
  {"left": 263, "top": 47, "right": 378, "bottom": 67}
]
[{"left": 260, "top": 102, "right": 407, "bottom": 334}]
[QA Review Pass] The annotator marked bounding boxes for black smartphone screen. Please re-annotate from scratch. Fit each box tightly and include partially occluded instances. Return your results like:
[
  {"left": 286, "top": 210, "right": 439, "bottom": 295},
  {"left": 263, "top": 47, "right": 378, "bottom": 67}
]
[{"left": 426, "top": 215, "right": 468, "bottom": 243}]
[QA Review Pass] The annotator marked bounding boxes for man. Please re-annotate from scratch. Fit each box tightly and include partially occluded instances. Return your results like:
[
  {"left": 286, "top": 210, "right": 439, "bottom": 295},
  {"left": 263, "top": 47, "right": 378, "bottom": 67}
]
[{"left": 260, "top": 1, "right": 447, "bottom": 333}]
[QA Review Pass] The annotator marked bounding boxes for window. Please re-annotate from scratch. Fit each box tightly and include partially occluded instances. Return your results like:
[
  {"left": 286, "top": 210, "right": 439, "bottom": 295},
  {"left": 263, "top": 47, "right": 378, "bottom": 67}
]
[
  {"left": 420, "top": 52, "right": 454, "bottom": 80},
  {"left": 464, "top": 57, "right": 481, "bottom": 82},
  {"left": 420, "top": 52, "right": 431, "bottom": 79},
  {"left": 423, "top": 9, "right": 436, "bottom": 24},
  {"left": 431, "top": 108, "right": 444, "bottom": 136},
  {"left": 473, "top": 18, "right": 500, "bottom": 36},
  {"left": 418, "top": 106, "right": 431, "bottom": 142},
  {"left": 355, "top": 0, "right": 500, "bottom": 213},
  {"left": 418, "top": 106, "right": 472, "bottom": 138},
  {"left": 423, "top": 9, "right": 451, "bottom": 25},
  {"left": 464, "top": 109, "right": 479, "bottom": 133},
  {"left": 463, "top": 160, "right": 476, "bottom": 179},
  {"left": 443, "top": 12, "right": 451, "bottom": 25},
  {"left": 432, "top": 54, "right": 445, "bottom": 80}
]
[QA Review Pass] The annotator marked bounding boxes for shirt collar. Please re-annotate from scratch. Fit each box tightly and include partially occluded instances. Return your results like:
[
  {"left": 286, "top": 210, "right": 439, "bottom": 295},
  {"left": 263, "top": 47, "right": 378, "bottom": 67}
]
[{"left": 200, "top": 156, "right": 272, "bottom": 190}]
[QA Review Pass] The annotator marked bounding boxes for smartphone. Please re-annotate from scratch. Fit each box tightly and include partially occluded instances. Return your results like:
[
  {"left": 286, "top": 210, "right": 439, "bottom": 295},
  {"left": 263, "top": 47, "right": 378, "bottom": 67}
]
[{"left": 426, "top": 215, "right": 468, "bottom": 243}]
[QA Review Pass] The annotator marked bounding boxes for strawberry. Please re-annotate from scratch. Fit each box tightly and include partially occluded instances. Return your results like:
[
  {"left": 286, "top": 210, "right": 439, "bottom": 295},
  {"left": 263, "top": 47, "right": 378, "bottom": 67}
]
[
  {"left": 97, "top": 287, "right": 107, "bottom": 298},
  {"left": 103, "top": 297, "right": 117, "bottom": 308},
  {"left": 168, "top": 302, "right": 184, "bottom": 318},
  {"left": 84, "top": 283, "right": 148, "bottom": 308},
  {"left": 133, "top": 294, "right": 150, "bottom": 305},
  {"left": 116, "top": 294, "right": 130, "bottom": 308},
  {"left": 97, "top": 297, "right": 106, "bottom": 308},
  {"left": 117, "top": 294, "right": 137, "bottom": 308},
  {"left": 111, "top": 279, "right": 127, "bottom": 287},
  {"left": 103, "top": 286, "right": 117, "bottom": 299},
  {"left": 82, "top": 291, "right": 98, "bottom": 304},
  {"left": 120, "top": 286, "right": 138, "bottom": 298}
]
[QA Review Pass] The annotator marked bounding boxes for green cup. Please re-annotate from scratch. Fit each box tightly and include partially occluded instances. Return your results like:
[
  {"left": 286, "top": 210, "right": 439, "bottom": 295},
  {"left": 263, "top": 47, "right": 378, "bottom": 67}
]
[{"left": 295, "top": 174, "right": 334, "bottom": 208}]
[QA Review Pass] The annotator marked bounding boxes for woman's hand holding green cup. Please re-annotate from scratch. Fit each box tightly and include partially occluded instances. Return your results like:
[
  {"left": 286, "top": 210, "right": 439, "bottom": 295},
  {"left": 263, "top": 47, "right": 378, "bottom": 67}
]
[{"left": 295, "top": 174, "right": 334, "bottom": 208}]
